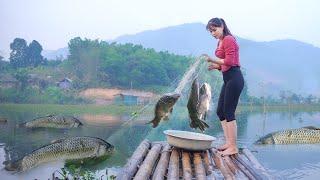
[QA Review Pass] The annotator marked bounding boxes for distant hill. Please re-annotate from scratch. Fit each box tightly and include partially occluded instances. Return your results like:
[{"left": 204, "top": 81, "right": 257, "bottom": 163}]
[
  {"left": 42, "top": 47, "right": 69, "bottom": 60},
  {"left": 112, "top": 23, "right": 320, "bottom": 97}
]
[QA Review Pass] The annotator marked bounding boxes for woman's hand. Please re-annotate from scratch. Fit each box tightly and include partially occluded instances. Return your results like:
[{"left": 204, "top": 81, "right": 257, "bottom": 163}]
[
  {"left": 208, "top": 63, "right": 221, "bottom": 71},
  {"left": 201, "top": 54, "right": 213, "bottom": 63}
]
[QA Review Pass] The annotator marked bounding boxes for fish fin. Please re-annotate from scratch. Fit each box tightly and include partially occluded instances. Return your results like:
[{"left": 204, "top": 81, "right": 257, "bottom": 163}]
[
  {"left": 303, "top": 126, "right": 320, "bottom": 130},
  {"left": 51, "top": 138, "right": 66, "bottom": 144},
  {"left": 78, "top": 119, "right": 83, "bottom": 126}
]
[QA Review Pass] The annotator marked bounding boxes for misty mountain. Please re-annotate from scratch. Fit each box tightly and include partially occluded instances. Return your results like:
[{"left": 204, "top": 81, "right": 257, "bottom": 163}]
[
  {"left": 112, "top": 23, "right": 320, "bottom": 97},
  {"left": 42, "top": 47, "right": 69, "bottom": 60}
]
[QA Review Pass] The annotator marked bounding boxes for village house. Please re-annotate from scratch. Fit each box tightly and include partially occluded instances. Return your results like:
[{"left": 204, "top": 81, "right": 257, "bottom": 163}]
[
  {"left": 57, "top": 78, "right": 72, "bottom": 90},
  {"left": 114, "top": 90, "right": 155, "bottom": 105}
]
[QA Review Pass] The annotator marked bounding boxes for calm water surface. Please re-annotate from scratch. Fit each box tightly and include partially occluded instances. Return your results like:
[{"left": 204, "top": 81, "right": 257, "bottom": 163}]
[{"left": 0, "top": 105, "right": 320, "bottom": 179}]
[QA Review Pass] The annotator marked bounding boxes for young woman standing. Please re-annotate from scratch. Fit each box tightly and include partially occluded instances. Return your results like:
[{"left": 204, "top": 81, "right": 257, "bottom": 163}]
[{"left": 203, "top": 17, "right": 244, "bottom": 156}]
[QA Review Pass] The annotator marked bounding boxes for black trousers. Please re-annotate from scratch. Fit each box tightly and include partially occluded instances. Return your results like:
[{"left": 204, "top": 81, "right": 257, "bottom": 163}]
[{"left": 216, "top": 66, "right": 244, "bottom": 122}]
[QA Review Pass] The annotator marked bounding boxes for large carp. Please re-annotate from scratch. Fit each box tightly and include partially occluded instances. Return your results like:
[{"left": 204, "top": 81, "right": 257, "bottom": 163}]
[
  {"left": 20, "top": 115, "right": 83, "bottom": 128},
  {"left": 187, "top": 78, "right": 209, "bottom": 131},
  {"left": 197, "top": 83, "right": 212, "bottom": 121},
  {"left": 4, "top": 136, "right": 114, "bottom": 172},
  {"left": 255, "top": 126, "right": 320, "bottom": 144},
  {"left": 147, "top": 93, "right": 181, "bottom": 128}
]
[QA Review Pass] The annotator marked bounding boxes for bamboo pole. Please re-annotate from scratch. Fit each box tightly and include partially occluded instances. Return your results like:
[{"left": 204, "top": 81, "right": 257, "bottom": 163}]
[
  {"left": 210, "top": 148, "right": 235, "bottom": 180},
  {"left": 223, "top": 155, "right": 248, "bottom": 179},
  {"left": 235, "top": 154, "right": 269, "bottom": 180},
  {"left": 193, "top": 152, "right": 206, "bottom": 180},
  {"left": 117, "top": 139, "right": 150, "bottom": 180},
  {"left": 242, "top": 148, "right": 274, "bottom": 179},
  {"left": 134, "top": 143, "right": 162, "bottom": 180},
  {"left": 202, "top": 150, "right": 213, "bottom": 175},
  {"left": 223, "top": 155, "right": 239, "bottom": 175},
  {"left": 167, "top": 148, "right": 179, "bottom": 180},
  {"left": 230, "top": 155, "right": 256, "bottom": 180},
  {"left": 181, "top": 151, "right": 192, "bottom": 180},
  {"left": 152, "top": 144, "right": 171, "bottom": 180}
]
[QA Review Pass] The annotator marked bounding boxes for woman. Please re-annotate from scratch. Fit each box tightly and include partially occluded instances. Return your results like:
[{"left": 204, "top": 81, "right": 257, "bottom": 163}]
[{"left": 203, "top": 18, "right": 244, "bottom": 156}]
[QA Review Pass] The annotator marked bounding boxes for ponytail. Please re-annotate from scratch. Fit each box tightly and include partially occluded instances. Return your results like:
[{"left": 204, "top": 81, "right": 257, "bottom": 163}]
[{"left": 220, "top": 18, "right": 232, "bottom": 37}]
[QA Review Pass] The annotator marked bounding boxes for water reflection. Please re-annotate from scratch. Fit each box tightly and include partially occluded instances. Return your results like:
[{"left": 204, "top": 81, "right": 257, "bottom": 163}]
[{"left": 0, "top": 106, "right": 320, "bottom": 179}]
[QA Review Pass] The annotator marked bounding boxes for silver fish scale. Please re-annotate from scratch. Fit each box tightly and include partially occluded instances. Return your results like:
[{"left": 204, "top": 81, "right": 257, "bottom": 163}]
[
  {"left": 273, "top": 129, "right": 320, "bottom": 144},
  {"left": 19, "top": 137, "right": 103, "bottom": 171},
  {"left": 26, "top": 115, "right": 78, "bottom": 128}
]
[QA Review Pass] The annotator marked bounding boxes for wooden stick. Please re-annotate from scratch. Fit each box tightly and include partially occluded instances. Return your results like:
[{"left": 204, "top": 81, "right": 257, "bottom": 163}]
[
  {"left": 117, "top": 139, "right": 150, "bottom": 180},
  {"left": 152, "top": 144, "right": 171, "bottom": 180},
  {"left": 167, "top": 148, "right": 179, "bottom": 180},
  {"left": 181, "top": 151, "right": 192, "bottom": 180},
  {"left": 242, "top": 148, "right": 274, "bottom": 179},
  {"left": 193, "top": 152, "right": 206, "bottom": 180},
  {"left": 202, "top": 150, "right": 213, "bottom": 175},
  {"left": 134, "top": 143, "right": 162, "bottom": 180},
  {"left": 210, "top": 148, "right": 235, "bottom": 180}
]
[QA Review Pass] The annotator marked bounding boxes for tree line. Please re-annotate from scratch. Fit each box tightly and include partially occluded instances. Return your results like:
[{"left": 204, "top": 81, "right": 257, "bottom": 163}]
[
  {"left": 1, "top": 37, "right": 318, "bottom": 105},
  {"left": 8, "top": 38, "right": 47, "bottom": 68}
]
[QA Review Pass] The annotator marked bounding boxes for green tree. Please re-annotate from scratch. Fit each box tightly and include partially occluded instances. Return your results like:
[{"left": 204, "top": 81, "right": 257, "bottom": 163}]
[
  {"left": 28, "top": 40, "right": 45, "bottom": 67},
  {"left": 9, "top": 38, "right": 28, "bottom": 68},
  {"left": 13, "top": 69, "right": 29, "bottom": 91}
]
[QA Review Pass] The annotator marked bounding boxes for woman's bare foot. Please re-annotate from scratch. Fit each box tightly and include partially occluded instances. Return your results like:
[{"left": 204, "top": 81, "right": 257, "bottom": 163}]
[
  {"left": 217, "top": 144, "right": 229, "bottom": 151},
  {"left": 221, "top": 146, "right": 238, "bottom": 156}
]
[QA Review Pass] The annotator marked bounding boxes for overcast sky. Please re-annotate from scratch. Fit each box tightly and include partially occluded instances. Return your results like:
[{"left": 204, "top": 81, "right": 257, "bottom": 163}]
[{"left": 1, "top": 0, "right": 319, "bottom": 57}]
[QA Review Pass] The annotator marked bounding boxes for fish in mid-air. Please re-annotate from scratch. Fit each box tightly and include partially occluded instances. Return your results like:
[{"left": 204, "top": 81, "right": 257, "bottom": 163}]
[
  {"left": 197, "top": 83, "right": 212, "bottom": 121},
  {"left": 147, "top": 93, "right": 181, "bottom": 128},
  {"left": 187, "top": 78, "right": 209, "bottom": 131}
]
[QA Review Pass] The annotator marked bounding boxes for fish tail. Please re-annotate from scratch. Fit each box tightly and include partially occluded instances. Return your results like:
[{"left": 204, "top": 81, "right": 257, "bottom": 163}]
[{"left": 191, "top": 118, "right": 209, "bottom": 131}]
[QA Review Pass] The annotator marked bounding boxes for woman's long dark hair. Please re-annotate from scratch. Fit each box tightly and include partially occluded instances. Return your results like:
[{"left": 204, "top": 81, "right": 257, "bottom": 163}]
[{"left": 206, "top": 18, "right": 232, "bottom": 37}]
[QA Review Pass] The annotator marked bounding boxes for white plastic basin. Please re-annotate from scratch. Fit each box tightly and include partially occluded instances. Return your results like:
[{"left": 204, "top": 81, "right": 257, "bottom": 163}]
[{"left": 163, "top": 130, "right": 216, "bottom": 151}]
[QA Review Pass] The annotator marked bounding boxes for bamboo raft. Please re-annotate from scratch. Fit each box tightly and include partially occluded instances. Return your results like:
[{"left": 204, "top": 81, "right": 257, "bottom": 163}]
[{"left": 117, "top": 139, "right": 273, "bottom": 180}]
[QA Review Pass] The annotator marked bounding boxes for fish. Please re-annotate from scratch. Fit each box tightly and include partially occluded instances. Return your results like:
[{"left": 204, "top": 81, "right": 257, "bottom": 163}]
[
  {"left": 3, "top": 136, "right": 114, "bottom": 172},
  {"left": 187, "top": 78, "right": 209, "bottom": 131},
  {"left": 255, "top": 126, "right": 320, "bottom": 144},
  {"left": 20, "top": 115, "right": 83, "bottom": 128},
  {"left": 197, "top": 83, "right": 212, "bottom": 121},
  {"left": 147, "top": 93, "right": 181, "bottom": 128}
]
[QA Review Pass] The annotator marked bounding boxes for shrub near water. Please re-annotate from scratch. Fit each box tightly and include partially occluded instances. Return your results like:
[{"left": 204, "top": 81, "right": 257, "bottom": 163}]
[{"left": 0, "top": 86, "right": 86, "bottom": 104}]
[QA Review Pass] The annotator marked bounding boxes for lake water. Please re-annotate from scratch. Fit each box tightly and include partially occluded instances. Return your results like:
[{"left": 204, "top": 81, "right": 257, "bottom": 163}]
[{"left": 0, "top": 104, "right": 320, "bottom": 179}]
